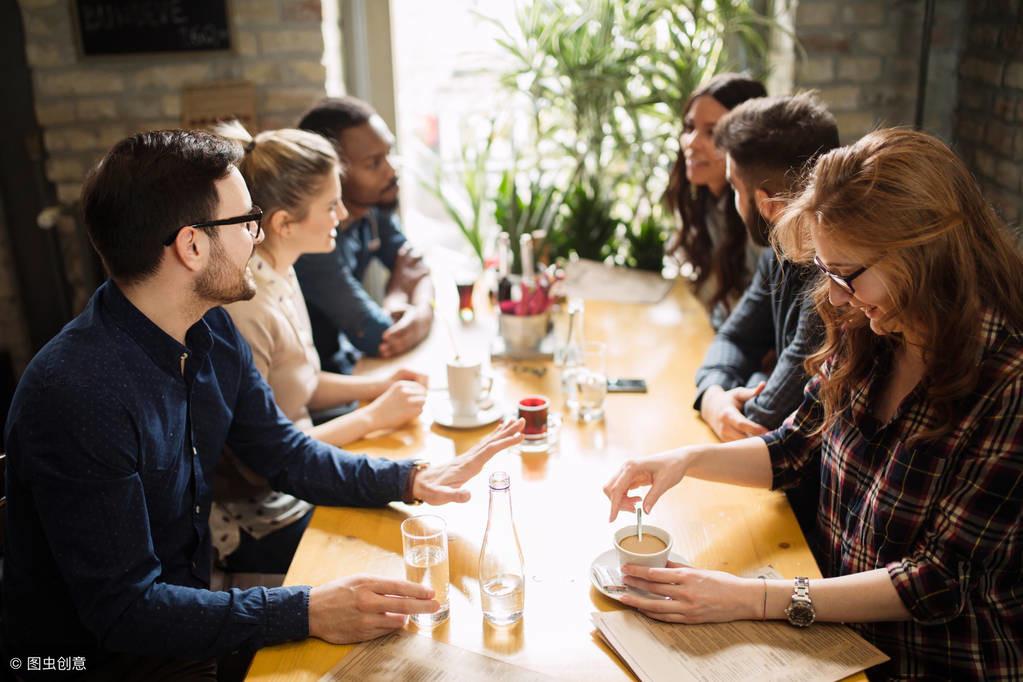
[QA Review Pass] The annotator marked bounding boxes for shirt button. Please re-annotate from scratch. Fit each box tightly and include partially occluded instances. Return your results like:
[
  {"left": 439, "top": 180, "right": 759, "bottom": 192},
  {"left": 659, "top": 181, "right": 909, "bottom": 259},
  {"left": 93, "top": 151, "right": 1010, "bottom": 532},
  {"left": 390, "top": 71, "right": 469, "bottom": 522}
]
[
  {"left": 192, "top": 446, "right": 198, "bottom": 458},
  {"left": 194, "top": 505, "right": 201, "bottom": 515}
]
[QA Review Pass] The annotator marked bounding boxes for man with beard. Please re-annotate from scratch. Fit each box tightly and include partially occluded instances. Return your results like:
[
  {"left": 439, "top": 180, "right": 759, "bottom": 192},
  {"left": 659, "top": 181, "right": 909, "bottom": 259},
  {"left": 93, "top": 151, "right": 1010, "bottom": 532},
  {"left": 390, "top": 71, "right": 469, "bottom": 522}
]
[
  {"left": 296, "top": 97, "right": 434, "bottom": 378},
  {"left": 1, "top": 130, "right": 523, "bottom": 678},
  {"left": 694, "top": 93, "right": 839, "bottom": 440},
  {"left": 692, "top": 94, "right": 839, "bottom": 550}
]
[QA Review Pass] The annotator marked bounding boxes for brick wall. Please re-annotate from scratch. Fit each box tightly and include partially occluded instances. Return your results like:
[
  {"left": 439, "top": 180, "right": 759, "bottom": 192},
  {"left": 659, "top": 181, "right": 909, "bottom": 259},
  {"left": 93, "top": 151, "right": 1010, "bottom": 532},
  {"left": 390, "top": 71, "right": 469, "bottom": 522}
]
[
  {"left": 782, "top": 0, "right": 966, "bottom": 144},
  {"left": 22, "top": 0, "right": 331, "bottom": 205},
  {"left": 955, "top": 0, "right": 1023, "bottom": 227},
  {"left": 0, "top": 0, "right": 335, "bottom": 373}
]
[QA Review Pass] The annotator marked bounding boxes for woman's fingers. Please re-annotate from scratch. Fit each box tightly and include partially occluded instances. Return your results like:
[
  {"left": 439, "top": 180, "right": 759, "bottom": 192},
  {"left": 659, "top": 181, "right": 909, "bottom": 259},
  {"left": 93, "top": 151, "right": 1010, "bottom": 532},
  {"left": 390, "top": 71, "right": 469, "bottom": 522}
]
[
  {"left": 618, "top": 593, "right": 681, "bottom": 614},
  {"left": 603, "top": 463, "right": 652, "bottom": 522},
  {"left": 642, "top": 477, "right": 672, "bottom": 514},
  {"left": 622, "top": 575, "right": 681, "bottom": 598},
  {"left": 622, "top": 565, "right": 687, "bottom": 583},
  {"left": 639, "top": 610, "right": 690, "bottom": 623}
]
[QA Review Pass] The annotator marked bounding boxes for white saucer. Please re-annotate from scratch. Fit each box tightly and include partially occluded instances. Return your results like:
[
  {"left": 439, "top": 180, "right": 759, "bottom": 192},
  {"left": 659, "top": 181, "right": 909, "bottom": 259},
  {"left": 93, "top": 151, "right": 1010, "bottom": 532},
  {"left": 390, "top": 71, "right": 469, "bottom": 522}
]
[
  {"left": 590, "top": 548, "right": 690, "bottom": 602},
  {"left": 431, "top": 395, "right": 505, "bottom": 429}
]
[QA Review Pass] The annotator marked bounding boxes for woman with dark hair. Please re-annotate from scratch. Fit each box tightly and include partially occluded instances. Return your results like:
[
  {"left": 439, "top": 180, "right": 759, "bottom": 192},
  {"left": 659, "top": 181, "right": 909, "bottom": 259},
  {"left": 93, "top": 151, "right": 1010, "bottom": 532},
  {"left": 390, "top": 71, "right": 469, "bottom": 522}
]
[{"left": 665, "top": 73, "right": 768, "bottom": 329}]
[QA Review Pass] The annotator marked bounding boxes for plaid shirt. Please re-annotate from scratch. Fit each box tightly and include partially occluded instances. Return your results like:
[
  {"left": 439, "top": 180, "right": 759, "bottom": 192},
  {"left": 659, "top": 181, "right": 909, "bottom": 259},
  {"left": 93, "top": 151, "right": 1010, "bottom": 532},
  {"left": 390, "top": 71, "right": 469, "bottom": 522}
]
[{"left": 763, "top": 308, "right": 1023, "bottom": 680}]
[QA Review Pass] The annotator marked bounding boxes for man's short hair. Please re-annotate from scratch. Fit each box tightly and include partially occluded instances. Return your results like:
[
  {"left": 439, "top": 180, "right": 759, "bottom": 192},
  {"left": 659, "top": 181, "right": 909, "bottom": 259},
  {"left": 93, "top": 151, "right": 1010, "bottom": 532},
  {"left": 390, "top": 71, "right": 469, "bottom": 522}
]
[
  {"left": 714, "top": 93, "right": 840, "bottom": 195},
  {"left": 297, "top": 96, "right": 376, "bottom": 145},
  {"left": 82, "top": 129, "right": 241, "bottom": 284}
]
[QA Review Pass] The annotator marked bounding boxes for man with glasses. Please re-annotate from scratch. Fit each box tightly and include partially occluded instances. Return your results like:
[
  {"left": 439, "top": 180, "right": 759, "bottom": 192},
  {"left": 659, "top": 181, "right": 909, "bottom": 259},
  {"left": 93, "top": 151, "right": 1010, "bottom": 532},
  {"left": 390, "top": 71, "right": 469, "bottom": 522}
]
[{"left": 1, "top": 130, "right": 523, "bottom": 679}]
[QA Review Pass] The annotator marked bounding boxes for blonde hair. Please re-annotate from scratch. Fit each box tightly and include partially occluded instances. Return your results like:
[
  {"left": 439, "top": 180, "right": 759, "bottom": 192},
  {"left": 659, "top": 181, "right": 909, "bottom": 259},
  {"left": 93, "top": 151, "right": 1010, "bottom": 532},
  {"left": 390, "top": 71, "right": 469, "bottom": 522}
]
[
  {"left": 773, "top": 127, "right": 1023, "bottom": 441},
  {"left": 214, "top": 120, "right": 340, "bottom": 223}
]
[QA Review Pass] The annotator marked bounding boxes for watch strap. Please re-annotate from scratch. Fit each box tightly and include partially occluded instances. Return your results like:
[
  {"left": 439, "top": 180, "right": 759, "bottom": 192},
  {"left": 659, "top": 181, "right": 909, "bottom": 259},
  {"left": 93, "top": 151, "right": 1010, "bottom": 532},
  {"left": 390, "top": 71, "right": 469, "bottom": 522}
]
[{"left": 402, "top": 459, "right": 429, "bottom": 505}]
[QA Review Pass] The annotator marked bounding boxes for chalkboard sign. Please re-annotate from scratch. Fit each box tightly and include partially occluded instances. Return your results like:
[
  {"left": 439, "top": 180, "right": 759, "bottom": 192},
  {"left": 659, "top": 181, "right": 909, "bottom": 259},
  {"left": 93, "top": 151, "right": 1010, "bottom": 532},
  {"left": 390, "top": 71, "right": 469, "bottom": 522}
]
[{"left": 75, "top": 0, "right": 232, "bottom": 56}]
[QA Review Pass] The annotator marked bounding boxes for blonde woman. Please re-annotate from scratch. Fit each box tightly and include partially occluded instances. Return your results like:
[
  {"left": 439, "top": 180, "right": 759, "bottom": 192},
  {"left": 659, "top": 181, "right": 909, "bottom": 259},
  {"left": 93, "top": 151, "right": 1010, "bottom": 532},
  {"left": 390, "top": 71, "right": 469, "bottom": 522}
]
[
  {"left": 211, "top": 122, "right": 427, "bottom": 574},
  {"left": 604, "top": 129, "right": 1023, "bottom": 679}
]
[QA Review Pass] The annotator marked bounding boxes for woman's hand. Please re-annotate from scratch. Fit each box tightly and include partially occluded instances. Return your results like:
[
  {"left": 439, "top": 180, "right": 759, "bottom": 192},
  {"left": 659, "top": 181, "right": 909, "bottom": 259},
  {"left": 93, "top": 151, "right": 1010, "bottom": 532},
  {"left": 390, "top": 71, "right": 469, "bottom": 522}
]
[
  {"left": 412, "top": 419, "right": 525, "bottom": 504},
  {"left": 365, "top": 381, "right": 427, "bottom": 432},
  {"left": 602, "top": 449, "right": 694, "bottom": 521},
  {"left": 618, "top": 561, "right": 761, "bottom": 623}
]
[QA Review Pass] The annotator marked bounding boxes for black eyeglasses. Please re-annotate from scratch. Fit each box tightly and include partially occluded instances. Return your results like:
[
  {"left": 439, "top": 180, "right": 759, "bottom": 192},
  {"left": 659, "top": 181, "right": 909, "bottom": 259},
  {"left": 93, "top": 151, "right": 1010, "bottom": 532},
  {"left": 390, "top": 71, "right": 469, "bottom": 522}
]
[
  {"left": 163, "top": 206, "right": 263, "bottom": 247},
  {"left": 814, "top": 255, "right": 868, "bottom": 295}
]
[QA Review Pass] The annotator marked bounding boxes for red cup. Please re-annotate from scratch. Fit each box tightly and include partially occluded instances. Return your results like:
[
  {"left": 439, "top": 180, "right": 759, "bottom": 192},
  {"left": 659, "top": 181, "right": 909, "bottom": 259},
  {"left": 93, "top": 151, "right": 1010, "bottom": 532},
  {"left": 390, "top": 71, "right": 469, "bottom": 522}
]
[{"left": 518, "top": 395, "right": 549, "bottom": 441}]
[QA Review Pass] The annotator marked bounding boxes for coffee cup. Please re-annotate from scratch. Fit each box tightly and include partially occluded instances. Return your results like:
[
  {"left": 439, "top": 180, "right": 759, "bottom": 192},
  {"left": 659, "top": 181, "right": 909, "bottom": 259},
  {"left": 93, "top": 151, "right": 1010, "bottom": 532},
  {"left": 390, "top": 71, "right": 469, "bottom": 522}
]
[
  {"left": 614, "top": 524, "right": 672, "bottom": 569},
  {"left": 447, "top": 359, "right": 493, "bottom": 417}
]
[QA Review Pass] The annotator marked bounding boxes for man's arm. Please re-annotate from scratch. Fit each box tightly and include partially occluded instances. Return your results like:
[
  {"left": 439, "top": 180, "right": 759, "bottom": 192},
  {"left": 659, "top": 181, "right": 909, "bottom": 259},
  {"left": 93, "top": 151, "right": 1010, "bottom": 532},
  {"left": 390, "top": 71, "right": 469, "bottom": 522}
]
[
  {"left": 694, "top": 251, "right": 777, "bottom": 439},
  {"left": 379, "top": 271, "right": 434, "bottom": 358},
  {"left": 224, "top": 318, "right": 414, "bottom": 505},
  {"left": 375, "top": 212, "right": 434, "bottom": 357},
  {"left": 743, "top": 281, "right": 822, "bottom": 428},
  {"left": 12, "top": 374, "right": 309, "bottom": 659},
  {"left": 294, "top": 249, "right": 394, "bottom": 357},
  {"left": 694, "top": 251, "right": 776, "bottom": 405}
]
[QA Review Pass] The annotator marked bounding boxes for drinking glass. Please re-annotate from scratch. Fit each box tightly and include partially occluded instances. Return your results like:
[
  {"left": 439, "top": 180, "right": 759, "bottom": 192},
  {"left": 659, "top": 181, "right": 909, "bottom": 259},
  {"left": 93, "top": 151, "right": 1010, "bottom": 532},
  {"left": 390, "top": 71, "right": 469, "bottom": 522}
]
[
  {"left": 401, "top": 515, "right": 450, "bottom": 627},
  {"left": 455, "top": 275, "right": 476, "bottom": 323},
  {"left": 574, "top": 341, "right": 607, "bottom": 422}
]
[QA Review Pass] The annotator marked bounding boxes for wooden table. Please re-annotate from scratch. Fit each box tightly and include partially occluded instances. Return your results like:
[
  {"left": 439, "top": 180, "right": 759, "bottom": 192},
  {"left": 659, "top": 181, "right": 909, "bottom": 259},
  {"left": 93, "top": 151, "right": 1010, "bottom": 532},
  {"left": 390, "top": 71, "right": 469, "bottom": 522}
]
[{"left": 246, "top": 283, "right": 839, "bottom": 681}]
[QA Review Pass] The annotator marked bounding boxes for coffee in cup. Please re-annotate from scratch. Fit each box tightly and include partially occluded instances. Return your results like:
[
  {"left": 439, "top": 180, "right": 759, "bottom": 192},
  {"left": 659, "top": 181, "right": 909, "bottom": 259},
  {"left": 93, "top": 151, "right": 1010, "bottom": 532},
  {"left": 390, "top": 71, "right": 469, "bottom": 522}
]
[{"left": 618, "top": 534, "right": 667, "bottom": 554}]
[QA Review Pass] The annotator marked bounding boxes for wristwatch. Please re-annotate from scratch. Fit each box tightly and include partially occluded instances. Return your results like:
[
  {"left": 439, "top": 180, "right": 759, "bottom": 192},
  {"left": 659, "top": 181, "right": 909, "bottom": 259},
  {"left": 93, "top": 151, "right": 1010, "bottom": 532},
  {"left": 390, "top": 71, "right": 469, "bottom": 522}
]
[
  {"left": 402, "top": 459, "right": 430, "bottom": 505},
  {"left": 784, "top": 577, "right": 816, "bottom": 628}
]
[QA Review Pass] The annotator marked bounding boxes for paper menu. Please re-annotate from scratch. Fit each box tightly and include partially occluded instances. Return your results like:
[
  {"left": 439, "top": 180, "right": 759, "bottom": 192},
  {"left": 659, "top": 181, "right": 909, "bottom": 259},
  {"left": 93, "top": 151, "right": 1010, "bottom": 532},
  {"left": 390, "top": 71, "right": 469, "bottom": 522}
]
[
  {"left": 319, "top": 631, "right": 555, "bottom": 682},
  {"left": 591, "top": 610, "right": 888, "bottom": 682}
]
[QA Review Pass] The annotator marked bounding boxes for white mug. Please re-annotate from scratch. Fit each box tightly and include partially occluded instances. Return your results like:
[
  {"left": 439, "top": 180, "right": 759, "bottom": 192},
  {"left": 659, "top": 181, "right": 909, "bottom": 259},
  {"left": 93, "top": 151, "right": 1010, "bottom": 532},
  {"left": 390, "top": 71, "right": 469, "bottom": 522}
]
[
  {"left": 614, "top": 524, "right": 673, "bottom": 569},
  {"left": 446, "top": 359, "right": 493, "bottom": 417}
]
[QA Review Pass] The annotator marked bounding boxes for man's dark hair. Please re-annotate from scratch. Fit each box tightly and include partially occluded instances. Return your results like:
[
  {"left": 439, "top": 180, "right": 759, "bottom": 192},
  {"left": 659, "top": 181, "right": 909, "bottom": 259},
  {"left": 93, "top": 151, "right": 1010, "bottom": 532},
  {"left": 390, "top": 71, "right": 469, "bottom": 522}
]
[
  {"left": 714, "top": 92, "right": 840, "bottom": 195},
  {"left": 82, "top": 130, "right": 241, "bottom": 284},
  {"left": 297, "top": 96, "right": 376, "bottom": 145}
]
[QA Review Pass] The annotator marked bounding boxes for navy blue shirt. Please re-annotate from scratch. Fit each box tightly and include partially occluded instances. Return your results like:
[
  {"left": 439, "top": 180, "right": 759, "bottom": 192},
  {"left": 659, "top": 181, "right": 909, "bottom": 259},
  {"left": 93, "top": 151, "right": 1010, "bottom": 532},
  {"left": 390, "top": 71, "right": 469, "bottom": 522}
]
[
  {"left": 294, "top": 206, "right": 407, "bottom": 374},
  {"left": 2, "top": 281, "right": 414, "bottom": 664}
]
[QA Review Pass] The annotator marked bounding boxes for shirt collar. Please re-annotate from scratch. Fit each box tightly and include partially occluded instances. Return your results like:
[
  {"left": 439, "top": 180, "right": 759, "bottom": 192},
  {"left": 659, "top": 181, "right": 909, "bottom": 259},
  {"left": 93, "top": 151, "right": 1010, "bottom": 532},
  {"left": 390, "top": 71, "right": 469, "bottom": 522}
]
[{"left": 101, "top": 280, "right": 215, "bottom": 379}]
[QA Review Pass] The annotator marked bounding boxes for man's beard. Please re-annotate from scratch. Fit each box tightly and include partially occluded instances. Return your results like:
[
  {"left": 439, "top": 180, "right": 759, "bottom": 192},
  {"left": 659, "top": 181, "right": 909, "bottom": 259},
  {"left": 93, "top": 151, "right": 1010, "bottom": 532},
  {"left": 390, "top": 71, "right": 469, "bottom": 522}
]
[
  {"left": 745, "top": 195, "right": 773, "bottom": 248},
  {"left": 194, "top": 236, "right": 256, "bottom": 305},
  {"left": 345, "top": 176, "right": 400, "bottom": 212}
]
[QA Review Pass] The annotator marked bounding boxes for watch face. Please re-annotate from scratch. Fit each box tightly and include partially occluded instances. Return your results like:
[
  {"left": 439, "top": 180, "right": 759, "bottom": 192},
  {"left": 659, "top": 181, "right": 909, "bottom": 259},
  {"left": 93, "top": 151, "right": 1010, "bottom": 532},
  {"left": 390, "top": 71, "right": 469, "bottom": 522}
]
[{"left": 787, "top": 600, "right": 815, "bottom": 628}]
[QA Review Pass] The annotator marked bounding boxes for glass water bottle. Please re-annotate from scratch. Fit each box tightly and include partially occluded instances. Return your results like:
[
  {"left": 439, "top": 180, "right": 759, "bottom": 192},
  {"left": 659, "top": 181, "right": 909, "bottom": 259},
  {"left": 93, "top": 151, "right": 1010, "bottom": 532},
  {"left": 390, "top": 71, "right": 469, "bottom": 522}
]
[{"left": 478, "top": 471, "right": 525, "bottom": 626}]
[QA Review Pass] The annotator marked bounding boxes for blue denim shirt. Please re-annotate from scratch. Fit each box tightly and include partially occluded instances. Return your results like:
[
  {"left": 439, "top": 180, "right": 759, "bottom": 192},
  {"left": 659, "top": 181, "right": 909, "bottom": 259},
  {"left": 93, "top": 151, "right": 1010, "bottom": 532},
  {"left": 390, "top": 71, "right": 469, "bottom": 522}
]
[
  {"left": 294, "top": 206, "right": 407, "bottom": 374},
  {"left": 2, "top": 281, "right": 414, "bottom": 664}
]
